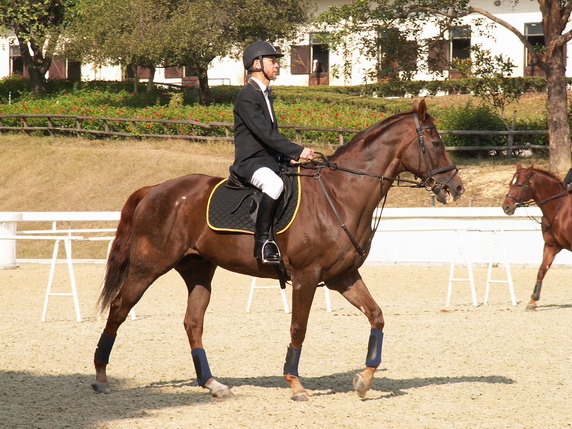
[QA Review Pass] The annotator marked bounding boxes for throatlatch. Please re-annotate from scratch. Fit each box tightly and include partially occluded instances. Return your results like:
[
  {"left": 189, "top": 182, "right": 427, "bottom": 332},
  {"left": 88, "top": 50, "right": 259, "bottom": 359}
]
[
  {"left": 283, "top": 346, "right": 302, "bottom": 377},
  {"left": 191, "top": 348, "right": 213, "bottom": 386},
  {"left": 365, "top": 328, "right": 384, "bottom": 367},
  {"left": 94, "top": 331, "right": 116, "bottom": 364}
]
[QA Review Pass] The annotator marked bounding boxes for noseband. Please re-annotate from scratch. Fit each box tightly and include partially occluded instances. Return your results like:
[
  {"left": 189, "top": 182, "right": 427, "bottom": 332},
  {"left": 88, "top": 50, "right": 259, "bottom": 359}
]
[
  {"left": 412, "top": 113, "right": 458, "bottom": 192},
  {"left": 506, "top": 170, "right": 533, "bottom": 207}
]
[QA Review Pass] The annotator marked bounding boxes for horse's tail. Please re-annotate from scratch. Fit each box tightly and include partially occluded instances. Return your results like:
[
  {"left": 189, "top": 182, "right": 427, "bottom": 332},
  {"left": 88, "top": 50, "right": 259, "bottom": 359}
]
[{"left": 97, "top": 185, "right": 153, "bottom": 314}]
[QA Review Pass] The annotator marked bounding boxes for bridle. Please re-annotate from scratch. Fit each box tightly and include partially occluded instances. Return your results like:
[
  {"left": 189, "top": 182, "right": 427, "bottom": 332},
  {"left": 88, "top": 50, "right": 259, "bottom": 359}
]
[
  {"left": 506, "top": 169, "right": 568, "bottom": 208},
  {"left": 506, "top": 170, "right": 534, "bottom": 207},
  {"left": 412, "top": 113, "right": 458, "bottom": 192},
  {"left": 292, "top": 112, "right": 458, "bottom": 258}
]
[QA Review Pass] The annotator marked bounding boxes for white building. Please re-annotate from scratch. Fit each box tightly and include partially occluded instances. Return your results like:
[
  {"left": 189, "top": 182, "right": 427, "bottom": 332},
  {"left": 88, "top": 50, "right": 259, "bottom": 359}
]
[{"left": 0, "top": 0, "right": 569, "bottom": 88}]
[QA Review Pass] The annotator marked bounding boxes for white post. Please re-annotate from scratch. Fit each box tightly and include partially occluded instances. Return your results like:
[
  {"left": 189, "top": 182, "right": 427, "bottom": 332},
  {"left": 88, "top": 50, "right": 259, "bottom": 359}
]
[{"left": 0, "top": 213, "right": 21, "bottom": 269}]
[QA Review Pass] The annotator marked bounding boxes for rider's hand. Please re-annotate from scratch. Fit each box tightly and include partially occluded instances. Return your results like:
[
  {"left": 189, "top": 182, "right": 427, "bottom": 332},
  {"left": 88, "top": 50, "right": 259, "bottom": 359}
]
[{"left": 300, "top": 147, "right": 315, "bottom": 161}]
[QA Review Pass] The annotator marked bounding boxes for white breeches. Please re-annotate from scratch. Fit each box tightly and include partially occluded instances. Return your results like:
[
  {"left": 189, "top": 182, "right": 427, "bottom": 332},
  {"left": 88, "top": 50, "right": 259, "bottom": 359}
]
[{"left": 249, "top": 167, "right": 284, "bottom": 200}]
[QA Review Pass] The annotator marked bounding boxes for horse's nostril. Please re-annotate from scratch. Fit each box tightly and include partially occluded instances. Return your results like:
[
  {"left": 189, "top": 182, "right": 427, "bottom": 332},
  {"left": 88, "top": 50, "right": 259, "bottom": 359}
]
[{"left": 457, "top": 185, "right": 465, "bottom": 194}]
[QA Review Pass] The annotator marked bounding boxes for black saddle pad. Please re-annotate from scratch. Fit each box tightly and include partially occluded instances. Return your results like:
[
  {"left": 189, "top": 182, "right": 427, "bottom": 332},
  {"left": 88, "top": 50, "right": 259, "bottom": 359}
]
[{"left": 207, "top": 168, "right": 301, "bottom": 234}]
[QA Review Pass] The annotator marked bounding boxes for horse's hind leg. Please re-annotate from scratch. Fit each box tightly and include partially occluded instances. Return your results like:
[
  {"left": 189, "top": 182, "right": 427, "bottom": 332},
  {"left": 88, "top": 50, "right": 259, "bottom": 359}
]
[
  {"left": 327, "top": 270, "right": 384, "bottom": 399},
  {"left": 527, "top": 244, "right": 560, "bottom": 310},
  {"left": 92, "top": 268, "right": 161, "bottom": 393},
  {"left": 175, "top": 255, "right": 233, "bottom": 399}
]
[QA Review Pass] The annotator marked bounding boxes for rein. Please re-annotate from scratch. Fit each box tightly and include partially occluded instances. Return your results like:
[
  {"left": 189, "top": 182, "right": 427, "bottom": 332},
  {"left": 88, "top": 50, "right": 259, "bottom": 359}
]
[{"left": 287, "top": 112, "right": 457, "bottom": 257}]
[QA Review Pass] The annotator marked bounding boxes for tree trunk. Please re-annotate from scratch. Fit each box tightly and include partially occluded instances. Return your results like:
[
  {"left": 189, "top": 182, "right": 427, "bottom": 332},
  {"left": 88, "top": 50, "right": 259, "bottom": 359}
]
[
  {"left": 16, "top": 36, "right": 49, "bottom": 96},
  {"left": 545, "top": 46, "right": 571, "bottom": 175},
  {"left": 196, "top": 64, "right": 211, "bottom": 106},
  {"left": 146, "top": 65, "right": 156, "bottom": 93},
  {"left": 28, "top": 67, "right": 48, "bottom": 96},
  {"left": 132, "top": 64, "right": 139, "bottom": 95}
]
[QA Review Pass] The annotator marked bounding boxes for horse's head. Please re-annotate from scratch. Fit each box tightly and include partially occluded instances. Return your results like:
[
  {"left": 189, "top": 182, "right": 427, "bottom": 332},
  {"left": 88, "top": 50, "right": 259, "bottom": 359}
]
[
  {"left": 502, "top": 164, "right": 535, "bottom": 215},
  {"left": 400, "top": 100, "right": 464, "bottom": 204}
]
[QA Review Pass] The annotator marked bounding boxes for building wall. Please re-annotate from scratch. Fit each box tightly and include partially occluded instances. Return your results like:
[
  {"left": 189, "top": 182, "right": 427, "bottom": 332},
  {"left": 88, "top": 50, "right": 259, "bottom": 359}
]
[{"left": 0, "top": 1, "right": 569, "bottom": 87}]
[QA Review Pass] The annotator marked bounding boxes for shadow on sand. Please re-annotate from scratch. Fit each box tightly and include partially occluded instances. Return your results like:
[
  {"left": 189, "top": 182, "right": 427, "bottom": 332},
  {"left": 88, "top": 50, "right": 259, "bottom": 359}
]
[{"left": 1, "top": 369, "right": 515, "bottom": 427}]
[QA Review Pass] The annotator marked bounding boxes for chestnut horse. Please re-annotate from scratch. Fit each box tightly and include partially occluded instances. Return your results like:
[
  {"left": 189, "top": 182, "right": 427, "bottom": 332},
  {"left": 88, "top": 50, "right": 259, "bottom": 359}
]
[
  {"left": 502, "top": 164, "right": 572, "bottom": 310},
  {"left": 92, "top": 100, "right": 464, "bottom": 401}
]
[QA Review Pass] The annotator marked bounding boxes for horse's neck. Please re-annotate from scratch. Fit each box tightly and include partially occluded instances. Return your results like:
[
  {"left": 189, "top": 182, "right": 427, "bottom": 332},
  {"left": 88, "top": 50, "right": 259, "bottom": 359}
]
[
  {"left": 533, "top": 172, "right": 564, "bottom": 210},
  {"left": 326, "top": 140, "right": 399, "bottom": 214}
]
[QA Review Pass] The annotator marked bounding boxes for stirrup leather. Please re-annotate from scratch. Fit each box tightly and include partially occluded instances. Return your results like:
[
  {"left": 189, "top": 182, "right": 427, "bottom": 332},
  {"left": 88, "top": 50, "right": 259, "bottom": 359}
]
[{"left": 261, "top": 239, "right": 281, "bottom": 264}]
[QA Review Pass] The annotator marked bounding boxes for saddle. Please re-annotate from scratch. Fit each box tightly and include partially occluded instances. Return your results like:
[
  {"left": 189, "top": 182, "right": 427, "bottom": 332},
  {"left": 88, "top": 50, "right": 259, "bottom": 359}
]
[{"left": 207, "top": 166, "right": 301, "bottom": 235}]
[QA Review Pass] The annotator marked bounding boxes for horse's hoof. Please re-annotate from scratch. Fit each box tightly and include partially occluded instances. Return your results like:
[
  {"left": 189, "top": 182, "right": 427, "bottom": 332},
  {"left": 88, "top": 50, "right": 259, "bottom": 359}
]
[
  {"left": 206, "top": 379, "right": 234, "bottom": 399},
  {"left": 91, "top": 382, "right": 111, "bottom": 394},
  {"left": 291, "top": 392, "right": 310, "bottom": 401},
  {"left": 526, "top": 303, "right": 537, "bottom": 311},
  {"left": 211, "top": 386, "right": 234, "bottom": 399},
  {"left": 353, "top": 373, "right": 370, "bottom": 398}
]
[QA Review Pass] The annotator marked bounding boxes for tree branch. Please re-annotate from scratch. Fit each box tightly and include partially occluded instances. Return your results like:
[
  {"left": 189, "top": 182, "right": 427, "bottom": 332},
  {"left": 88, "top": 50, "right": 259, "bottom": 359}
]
[{"left": 468, "top": 6, "right": 546, "bottom": 70}]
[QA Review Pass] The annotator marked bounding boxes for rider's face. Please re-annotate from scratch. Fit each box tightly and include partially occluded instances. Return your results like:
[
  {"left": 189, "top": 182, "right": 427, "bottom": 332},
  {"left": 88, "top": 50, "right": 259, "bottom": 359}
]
[{"left": 262, "top": 56, "right": 280, "bottom": 80}]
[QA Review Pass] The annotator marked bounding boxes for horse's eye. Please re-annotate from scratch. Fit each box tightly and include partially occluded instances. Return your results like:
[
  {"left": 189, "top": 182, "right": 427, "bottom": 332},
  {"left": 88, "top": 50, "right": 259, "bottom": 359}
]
[{"left": 431, "top": 140, "right": 440, "bottom": 147}]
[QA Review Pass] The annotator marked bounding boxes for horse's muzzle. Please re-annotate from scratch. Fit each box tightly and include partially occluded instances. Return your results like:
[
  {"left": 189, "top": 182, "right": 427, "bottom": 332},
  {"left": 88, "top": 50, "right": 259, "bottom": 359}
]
[
  {"left": 502, "top": 198, "right": 516, "bottom": 215},
  {"left": 429, "top": 175, "right": 464, "bottom": 205}
]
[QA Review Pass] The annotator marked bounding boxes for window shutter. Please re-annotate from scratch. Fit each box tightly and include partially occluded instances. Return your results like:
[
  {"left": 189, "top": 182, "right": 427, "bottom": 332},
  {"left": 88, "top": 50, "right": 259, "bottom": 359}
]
[
  {"left": 137, "top": 66, "right": 151, "bottom": 79},
  {"left": 427, "top": 40, "right": 449, "bottom": 72},
  {"left": 291, "top": 45, "right": 310, "bottom": 74},
  {"left": 49, "top": 58, "right": 66, "bottom": 79},
  {"left": 165, "top": 66, "right": 183, "bottom": 78}
]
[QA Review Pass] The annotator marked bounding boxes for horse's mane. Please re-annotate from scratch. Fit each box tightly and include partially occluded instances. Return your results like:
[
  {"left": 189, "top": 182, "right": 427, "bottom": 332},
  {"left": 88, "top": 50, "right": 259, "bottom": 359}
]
[
  {"left": 329, "top": 107, "right": 429, "bottom": 160},
  {"left": 526, "top": 166, "right": 563, "bottom": 183}
]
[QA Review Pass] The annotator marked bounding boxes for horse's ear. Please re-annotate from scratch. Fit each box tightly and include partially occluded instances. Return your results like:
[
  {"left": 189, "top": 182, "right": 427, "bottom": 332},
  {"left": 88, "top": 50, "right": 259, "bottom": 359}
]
[
  {"left": 415, "top": 99, "right": 428, "bottom": 121},
  {"left": 516, "top": 162, "right": 522, "bottom": 170}
]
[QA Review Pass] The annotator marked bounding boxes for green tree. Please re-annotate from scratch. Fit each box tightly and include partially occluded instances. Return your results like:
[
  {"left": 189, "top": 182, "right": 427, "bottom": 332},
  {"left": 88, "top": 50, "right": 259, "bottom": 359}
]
[
  {"left": 0, "top": 0, "right": 75, "bottom": 96},
  {"left": 168, "top": 0, "right": 314, "bottom": 105},
  {"left": 66, "top": 0, "right": 313, "bottom": 104},
  {"left": 318, "top": 0, "right": 572, "bottom": 174},
  {"left": 64, "top": 0, "right": 170, "bottom": 94}
]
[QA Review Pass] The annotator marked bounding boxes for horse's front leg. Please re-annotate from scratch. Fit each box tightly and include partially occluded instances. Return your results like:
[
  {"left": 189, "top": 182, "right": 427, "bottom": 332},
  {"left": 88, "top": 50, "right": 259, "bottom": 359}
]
[
  {"left": 177, "top": 257, "right": 233, "bottom": 399},
  {"left": 327, "top": 270, "right": 384, "bottom": 398},
  {"left": 527, "top": 243, "right": 560, "bottom": 310},
  {"left": 283, "top": 279, "right": 318, "bottom": 401}
]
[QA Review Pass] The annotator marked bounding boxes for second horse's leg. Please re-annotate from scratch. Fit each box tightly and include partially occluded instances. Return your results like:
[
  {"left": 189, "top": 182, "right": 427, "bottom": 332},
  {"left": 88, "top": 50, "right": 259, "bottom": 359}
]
[
  {"left": 176, "top": 256, "right": 233, "bottom": 399},
  {"left": 527, "top": 243, "right": 560, "bottom": 310},
  {"left": 327, "top": 270, "right": 384, "bottom": 398}
]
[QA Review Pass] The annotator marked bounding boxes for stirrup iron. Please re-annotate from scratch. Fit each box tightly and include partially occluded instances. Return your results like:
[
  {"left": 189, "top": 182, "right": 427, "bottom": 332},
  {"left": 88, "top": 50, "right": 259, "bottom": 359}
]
[{"left": 261, "top": 239, "right": 281, "bottom": 264}]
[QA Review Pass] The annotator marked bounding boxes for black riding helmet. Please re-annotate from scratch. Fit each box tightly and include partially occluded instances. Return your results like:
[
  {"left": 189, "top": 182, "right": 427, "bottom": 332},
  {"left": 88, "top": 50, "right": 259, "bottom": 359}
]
[{"left": 242, "top": 41, "right": 284, "bottom": 72}]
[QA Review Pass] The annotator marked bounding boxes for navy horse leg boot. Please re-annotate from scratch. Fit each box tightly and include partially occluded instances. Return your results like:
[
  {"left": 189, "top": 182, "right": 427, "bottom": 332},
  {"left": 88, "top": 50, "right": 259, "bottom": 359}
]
[{"left": 254, "top": 193, "right": 281, "bottom": 264}]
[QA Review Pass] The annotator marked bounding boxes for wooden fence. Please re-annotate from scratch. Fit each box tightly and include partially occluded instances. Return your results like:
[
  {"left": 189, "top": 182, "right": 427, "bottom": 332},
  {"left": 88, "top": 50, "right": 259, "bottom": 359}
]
[{"left": 0, "top": 113, "right": 550, "bottom": 152}]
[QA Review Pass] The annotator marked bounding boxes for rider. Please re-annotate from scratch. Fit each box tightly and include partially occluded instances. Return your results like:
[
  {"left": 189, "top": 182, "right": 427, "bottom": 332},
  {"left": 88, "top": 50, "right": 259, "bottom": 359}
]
[
  {"left": 564, "top": 168, "right": 572, "bottom": 192},
  {"left": 230, "top": 41, "right": 314, "bottom": 264}
]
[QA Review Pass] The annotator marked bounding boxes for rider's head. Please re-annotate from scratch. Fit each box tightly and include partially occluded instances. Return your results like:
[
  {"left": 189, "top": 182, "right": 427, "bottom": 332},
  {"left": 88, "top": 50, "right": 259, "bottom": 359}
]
[{"left": 242, "top": 41, "right": 283, "bottom": 82}]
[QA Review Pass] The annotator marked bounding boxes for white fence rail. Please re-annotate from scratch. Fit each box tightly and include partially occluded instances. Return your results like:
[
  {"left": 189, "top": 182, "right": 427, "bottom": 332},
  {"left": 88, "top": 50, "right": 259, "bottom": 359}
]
[
  {"left": 0, "top": 207, "right": 565, "bottom": 267},
  {"left": 0, "top": 208, "right": 566, "bottom": 321},
  {"left": 369, "top": 207, "right": 569, "bottom": 265}
]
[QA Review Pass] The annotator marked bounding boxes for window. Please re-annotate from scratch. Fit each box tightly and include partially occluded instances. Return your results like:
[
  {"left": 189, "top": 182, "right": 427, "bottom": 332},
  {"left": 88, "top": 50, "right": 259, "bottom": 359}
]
[
  {"left": 290, "top": 34, "right": 329, "bottom": 85},
  {"left": 524, "top": 22, "right": 545, "bottom": 76},
  {"left": 451, "top": 26, "right": 471, "bottom": 61},
  {"left": 9, "top": 45, "right": 24, "bottom": 76}
]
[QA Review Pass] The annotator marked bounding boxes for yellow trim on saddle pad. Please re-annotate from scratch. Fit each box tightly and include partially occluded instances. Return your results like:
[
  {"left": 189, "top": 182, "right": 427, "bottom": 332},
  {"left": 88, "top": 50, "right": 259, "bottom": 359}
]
[{"left": 206, "top": 171, "right": 302, "bottom": 234}]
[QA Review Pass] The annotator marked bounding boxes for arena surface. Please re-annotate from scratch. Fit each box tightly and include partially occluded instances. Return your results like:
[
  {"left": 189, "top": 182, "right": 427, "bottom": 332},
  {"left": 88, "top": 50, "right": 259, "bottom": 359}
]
[{"left": 1, "top": 263, "right": 571, "bottom": 428}]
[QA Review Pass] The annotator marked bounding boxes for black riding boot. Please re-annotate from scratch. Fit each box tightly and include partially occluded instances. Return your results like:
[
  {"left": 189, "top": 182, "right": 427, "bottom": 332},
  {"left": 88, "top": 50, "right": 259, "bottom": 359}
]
[
  {"left": 564, "top": 168, "right": 572, "bottom": 183},
  {"left": 254, "top": 194, "right": 281, "bottom": 263},
  {"left": 564, "top": 168, "right": 572, "bottom": 192}
]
